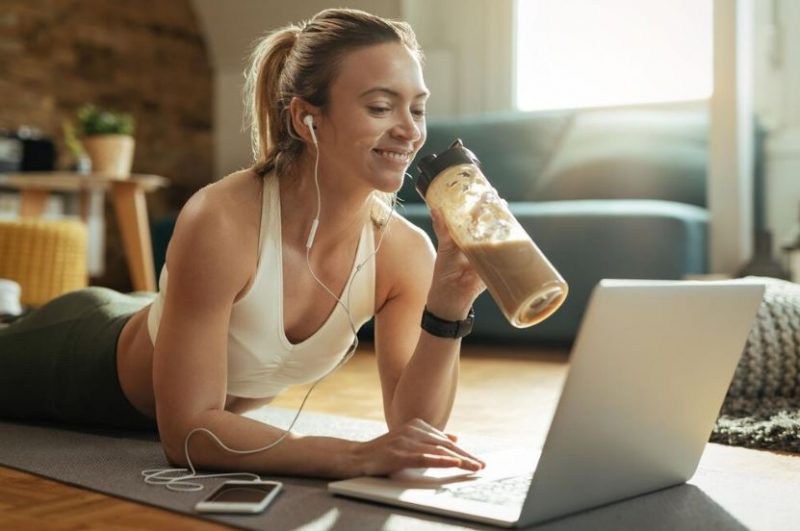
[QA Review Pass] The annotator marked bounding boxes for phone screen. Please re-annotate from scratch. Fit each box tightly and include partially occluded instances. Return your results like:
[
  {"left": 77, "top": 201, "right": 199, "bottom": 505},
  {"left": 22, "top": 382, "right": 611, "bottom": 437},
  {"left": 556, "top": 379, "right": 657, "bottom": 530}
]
[{"left": 207, "top": 482, "right": 278, "bottom": 503}]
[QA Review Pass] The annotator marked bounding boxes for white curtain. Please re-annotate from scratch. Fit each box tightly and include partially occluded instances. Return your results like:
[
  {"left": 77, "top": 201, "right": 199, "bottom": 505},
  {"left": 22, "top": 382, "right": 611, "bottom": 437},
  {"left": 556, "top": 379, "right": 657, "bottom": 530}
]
[{"left": 401, "top": 0, "right": 515, "bottom": 117}]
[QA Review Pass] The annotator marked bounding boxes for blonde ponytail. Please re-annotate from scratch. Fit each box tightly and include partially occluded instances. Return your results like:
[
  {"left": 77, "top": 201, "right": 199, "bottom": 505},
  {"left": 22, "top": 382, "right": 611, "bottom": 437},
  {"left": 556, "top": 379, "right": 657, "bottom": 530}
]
[{"left": 243, "top": 25, "right": 301, "bottom": 175}]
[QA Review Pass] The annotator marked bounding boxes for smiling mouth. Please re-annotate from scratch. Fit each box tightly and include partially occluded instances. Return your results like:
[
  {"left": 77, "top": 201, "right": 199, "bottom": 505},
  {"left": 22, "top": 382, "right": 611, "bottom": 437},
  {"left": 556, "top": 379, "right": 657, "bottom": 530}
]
[{"left": 373, "top": 149, "right": 411, "bottom": 162}]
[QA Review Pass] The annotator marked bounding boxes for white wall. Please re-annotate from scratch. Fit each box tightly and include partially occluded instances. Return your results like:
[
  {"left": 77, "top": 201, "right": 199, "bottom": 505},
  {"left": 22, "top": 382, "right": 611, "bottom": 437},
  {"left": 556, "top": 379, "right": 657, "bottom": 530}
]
[
  {"left": 401, "top": 0, "right": 514, "bottom": 116},
  {"left": 754, "top": 0, "right": 800, "bottom": 257},
  {"left": 708, "top": 0, "right": 754, "bottom": 274}
]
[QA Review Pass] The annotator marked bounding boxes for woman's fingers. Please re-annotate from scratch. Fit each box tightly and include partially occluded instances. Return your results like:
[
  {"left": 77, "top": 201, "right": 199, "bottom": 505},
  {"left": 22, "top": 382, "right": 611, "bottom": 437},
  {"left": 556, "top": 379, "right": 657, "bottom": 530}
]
[
  {"left": 407, "top": 452, "right": 462, "bottom": 469},
  {"left": 428, "top": 208, "right": 486, "bottom": 302},
  {"left": 361, "top": 419, "right": 487, "bottom": 475},
  {"left": 426, "top": 444, "right": 483, "bottom": 471},
  {"left": 401, "top": 443, "right": 481, "bottom": 471},
  {"left": 406, "top": 422, "right": 485, "bottom": 468},
  {"left": 418, "top": 432, "right": 483, "bottom": 465},
  {"left": 430, "top": 208, "right": 456, "bottom": 250},
  {"left": 430, "top": 207, "right": 445, "bottom": 237}
]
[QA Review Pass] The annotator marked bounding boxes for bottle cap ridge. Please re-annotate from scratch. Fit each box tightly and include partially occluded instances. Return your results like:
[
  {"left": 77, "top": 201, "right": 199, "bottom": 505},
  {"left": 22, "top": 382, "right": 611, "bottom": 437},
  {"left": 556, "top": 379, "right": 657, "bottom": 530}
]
[{"left": 415, "top": 139, "right": 481, "bottom": 198}]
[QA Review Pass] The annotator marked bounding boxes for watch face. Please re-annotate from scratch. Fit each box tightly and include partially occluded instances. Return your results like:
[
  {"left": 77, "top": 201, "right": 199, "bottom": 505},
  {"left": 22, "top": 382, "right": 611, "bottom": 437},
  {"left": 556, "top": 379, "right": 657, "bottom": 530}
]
[{"left": 459, "top": 309, "right": 475, "bottom": 337}]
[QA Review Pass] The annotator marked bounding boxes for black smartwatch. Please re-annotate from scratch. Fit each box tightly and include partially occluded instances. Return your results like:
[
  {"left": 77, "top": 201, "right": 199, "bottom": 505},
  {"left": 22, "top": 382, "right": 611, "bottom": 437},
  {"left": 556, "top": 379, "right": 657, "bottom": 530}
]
[{"left": 420, "top": 306, "right": 475, "bottom": 339}]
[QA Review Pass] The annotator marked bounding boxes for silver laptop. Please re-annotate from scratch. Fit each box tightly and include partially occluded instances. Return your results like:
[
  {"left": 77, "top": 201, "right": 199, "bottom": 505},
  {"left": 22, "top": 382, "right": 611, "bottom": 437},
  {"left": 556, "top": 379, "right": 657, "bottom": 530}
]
[{"left": 329, "top": 279, "right": 765, "bottom": 527}]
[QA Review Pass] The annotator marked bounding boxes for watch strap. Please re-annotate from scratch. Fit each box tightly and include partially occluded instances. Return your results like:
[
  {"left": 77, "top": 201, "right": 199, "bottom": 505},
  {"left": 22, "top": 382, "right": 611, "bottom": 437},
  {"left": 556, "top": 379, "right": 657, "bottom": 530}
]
[{"left": 420, "top": 306, "right": 475, "bottom": 339}]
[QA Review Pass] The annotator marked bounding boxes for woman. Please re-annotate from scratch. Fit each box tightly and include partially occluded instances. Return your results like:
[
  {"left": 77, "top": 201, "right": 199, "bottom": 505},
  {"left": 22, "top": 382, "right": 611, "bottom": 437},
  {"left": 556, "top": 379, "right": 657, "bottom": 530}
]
[{"left": 0, "top": 8, "right": 486, "bottom": 479}]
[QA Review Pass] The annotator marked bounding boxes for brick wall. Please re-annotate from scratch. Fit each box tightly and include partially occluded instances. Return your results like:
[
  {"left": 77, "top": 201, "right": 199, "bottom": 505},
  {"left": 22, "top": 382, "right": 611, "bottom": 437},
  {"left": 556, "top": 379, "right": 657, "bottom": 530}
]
[{"left": 0, "top": 0, "right": 213, "bottom": 290}]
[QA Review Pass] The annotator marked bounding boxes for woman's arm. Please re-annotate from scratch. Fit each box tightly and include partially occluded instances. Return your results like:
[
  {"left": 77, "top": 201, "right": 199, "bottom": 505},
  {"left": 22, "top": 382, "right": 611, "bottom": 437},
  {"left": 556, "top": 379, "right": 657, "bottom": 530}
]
[
  {"left": 153, "top": 192, "right": 481, "bottom": 478},
  {"left": 375, "top": 209, "right": 485, "bottom": 431}
]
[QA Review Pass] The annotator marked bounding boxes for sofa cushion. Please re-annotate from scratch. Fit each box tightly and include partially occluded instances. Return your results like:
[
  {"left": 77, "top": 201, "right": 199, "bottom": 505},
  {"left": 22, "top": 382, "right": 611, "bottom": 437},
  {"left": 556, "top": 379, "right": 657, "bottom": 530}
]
[
  {"left": 531, "top": 108, "right": 708, "bottom": 207},
  {"left": 561, "top": 108, "right": 708, "bottom": 144}
]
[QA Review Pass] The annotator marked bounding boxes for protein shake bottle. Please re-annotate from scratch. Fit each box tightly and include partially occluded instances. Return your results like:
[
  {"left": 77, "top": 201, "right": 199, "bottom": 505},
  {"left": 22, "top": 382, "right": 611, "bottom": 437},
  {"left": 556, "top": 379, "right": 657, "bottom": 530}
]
[{"left": 416, "top": 139, "right": 568, "bottom": 328}]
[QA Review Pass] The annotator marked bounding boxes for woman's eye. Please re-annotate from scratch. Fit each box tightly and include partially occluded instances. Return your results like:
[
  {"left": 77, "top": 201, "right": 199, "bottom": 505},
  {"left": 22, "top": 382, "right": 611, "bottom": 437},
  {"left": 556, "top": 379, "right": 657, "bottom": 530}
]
[
  {"left": 368, "top": 106, "right": 391, "bottom": 115},
  {"left": 412, "top": 108, "right": 426, "bottom": 119}
]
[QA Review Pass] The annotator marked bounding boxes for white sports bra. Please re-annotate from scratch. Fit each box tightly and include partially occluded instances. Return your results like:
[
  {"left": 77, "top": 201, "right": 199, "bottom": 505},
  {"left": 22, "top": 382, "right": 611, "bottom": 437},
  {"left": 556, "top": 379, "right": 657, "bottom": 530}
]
[{"left": 147, "top": 175, "right": 376, "bottom": 398}]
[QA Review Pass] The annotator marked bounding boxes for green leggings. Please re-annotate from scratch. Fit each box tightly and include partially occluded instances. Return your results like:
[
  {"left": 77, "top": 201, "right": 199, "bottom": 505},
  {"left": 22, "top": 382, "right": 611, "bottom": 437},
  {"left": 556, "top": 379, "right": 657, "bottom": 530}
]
[{"left": 0, "top": 287, "right": 157, "bottom": 431}]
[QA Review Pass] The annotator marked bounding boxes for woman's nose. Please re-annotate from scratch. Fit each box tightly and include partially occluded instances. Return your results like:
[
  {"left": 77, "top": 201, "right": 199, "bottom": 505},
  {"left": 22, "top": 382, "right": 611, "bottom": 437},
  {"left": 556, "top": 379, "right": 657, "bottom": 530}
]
[{"left": 391, "top": 111, "right": 422, "bottom": 142}]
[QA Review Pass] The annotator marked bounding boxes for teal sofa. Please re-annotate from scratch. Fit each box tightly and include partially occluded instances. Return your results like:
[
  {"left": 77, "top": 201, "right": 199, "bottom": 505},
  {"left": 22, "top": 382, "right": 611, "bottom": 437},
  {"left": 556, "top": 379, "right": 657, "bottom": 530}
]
[{"left": 399, "top": 103, "right": 710, "bottom": 344}]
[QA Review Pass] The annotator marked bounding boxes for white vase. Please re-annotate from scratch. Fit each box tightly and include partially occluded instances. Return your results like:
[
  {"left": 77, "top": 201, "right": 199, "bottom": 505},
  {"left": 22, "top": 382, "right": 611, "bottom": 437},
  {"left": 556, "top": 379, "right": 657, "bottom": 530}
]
[{"left": 82, "top": 134, "right": 135, "bottom": 178}]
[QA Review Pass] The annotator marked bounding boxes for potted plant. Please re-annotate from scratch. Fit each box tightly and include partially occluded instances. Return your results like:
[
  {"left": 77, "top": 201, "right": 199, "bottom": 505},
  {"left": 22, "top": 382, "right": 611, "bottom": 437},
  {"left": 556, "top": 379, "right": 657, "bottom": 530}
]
[{"left": 75, "top": 104, "right": 135, "bottom": 178}]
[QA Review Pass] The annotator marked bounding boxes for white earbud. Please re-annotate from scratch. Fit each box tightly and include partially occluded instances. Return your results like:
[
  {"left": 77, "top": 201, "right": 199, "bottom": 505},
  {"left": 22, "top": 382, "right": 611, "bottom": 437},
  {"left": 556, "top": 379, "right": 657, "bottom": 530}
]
[
  {"left": 303, "top": 115, "right": 317, "bottom": 146},
  {"left": 305, "top": 113, "right": 320, "bottom": 249}
]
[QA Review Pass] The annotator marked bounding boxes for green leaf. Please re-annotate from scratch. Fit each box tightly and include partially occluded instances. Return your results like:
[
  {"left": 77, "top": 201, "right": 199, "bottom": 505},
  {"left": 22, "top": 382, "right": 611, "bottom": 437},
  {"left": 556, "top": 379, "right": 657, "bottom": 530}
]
[{"left": 75, "top": 104, "right": 135, "bottom": 136}]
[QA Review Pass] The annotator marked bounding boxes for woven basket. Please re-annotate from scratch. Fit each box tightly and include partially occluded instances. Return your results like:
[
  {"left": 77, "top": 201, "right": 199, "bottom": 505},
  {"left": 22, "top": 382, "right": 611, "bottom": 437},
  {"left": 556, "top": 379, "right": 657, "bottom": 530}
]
[{"left": 0, "top": 219, "right": 88, "bottom": 307}]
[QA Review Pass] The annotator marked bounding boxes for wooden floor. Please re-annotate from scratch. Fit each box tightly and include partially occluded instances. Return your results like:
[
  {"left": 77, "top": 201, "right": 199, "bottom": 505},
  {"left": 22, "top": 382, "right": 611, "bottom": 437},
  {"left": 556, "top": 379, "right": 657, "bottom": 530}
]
[{"left": 0, "top": 342, "right": 569, "bottom": 531}]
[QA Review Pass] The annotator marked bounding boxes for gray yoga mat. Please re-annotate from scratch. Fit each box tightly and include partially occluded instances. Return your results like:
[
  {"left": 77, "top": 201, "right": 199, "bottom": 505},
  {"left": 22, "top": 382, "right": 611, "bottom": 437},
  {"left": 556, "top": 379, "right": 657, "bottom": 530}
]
[
  {"left": 0, "top": 408, "right": 503, "bottom": 530},
  {"left": 1, "top": 407, "right": 799, "bottom": 530}
]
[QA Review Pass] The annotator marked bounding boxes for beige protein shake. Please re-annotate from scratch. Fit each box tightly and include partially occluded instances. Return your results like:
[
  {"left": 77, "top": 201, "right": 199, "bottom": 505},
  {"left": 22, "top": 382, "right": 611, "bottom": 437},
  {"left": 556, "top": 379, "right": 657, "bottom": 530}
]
[{"left": 417, "top": 140, "right": 568, "bottom": 328}]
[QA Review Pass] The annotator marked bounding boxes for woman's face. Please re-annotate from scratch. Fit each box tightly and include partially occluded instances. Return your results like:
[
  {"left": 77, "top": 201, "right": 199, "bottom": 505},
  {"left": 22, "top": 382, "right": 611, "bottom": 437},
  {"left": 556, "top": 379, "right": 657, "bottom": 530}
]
[{"left": 316, "top": 42, "right": 428, "bottom": 195}]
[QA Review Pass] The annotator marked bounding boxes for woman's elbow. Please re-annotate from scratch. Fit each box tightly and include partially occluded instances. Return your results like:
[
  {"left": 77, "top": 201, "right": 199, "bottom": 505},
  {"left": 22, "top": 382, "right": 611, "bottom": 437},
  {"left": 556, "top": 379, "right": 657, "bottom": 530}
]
[
  {"left": 162, "top": 442, "right": 185, "bottom": 468},
  {"left": 156, "top": 412, "right": 201, "bottom": 467},
  {"left": 158, "top": 423, "right": 191, "bottom": 467},
  {"left": 157, "top": 406, "right": 226, "bottom": 466}
]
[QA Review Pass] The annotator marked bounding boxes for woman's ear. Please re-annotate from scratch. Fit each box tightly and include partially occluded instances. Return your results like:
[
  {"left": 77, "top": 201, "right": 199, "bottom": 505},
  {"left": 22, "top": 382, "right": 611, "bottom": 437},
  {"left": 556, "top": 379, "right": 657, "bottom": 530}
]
[{"left": 288, "top": 97, "right": 319, "bottom": 144}]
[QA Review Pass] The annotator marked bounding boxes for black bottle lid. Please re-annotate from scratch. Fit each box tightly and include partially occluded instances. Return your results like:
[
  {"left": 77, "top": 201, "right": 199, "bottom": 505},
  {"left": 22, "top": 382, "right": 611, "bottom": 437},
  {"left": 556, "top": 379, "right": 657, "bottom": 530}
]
[{"left": 415, "top": 139, "right": 481, "bottom": 198}]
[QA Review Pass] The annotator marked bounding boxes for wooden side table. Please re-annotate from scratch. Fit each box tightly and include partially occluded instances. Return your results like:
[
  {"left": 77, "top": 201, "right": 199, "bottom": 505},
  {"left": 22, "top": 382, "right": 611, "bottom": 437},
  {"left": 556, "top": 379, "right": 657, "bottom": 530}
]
[{"left": 0, "top": 172, "right": 168, "bottom": 292}]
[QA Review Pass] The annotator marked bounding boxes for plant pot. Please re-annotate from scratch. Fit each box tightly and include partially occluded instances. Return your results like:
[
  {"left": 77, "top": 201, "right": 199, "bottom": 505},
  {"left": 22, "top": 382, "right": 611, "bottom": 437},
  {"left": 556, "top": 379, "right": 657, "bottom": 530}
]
[{"left": 82, "top": 134, "right": 135, "bottom": 178}]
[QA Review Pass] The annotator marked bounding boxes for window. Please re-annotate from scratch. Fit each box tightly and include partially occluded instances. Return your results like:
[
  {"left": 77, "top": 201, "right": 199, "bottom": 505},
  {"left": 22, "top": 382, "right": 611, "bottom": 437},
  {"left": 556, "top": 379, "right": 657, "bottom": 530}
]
[{"left": 515, "top": 0, "right": 713, "bottom": 111}]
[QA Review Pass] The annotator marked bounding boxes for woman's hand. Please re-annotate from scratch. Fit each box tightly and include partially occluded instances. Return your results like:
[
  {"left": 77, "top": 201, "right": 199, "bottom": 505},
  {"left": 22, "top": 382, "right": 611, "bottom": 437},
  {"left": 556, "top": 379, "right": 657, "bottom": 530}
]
[
  {"left": 353, "top": 418, "right": 485, "bottom": 476},
  {"left": 426, "top": 208, "right": 486, "bottom": 320}
]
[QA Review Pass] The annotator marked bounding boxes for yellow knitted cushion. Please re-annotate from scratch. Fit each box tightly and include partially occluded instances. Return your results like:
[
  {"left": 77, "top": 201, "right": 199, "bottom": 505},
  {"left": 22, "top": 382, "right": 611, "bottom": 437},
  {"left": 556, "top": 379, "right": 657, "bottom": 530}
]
[{"left": 0, "top": 219, "right": 88, "bottom": 307}]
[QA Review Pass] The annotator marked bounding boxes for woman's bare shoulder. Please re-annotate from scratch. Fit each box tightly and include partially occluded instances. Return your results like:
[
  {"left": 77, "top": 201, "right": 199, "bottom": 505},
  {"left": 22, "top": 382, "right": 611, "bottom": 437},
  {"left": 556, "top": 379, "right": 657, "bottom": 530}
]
[
  {"left": 376, "top": 212, "right": 436, "bottom": 294},
  {"left": 180, "top": 169, "right": 261, "bottom": 217},
  {"left": 173, "top": 170, "right": 261, "bottom": 236},
  {"left": 167, "top": 169, "right": 263, "bottom": 283},
  {"left": 383, "top": 212, "right": 435, "bottom": 258}
]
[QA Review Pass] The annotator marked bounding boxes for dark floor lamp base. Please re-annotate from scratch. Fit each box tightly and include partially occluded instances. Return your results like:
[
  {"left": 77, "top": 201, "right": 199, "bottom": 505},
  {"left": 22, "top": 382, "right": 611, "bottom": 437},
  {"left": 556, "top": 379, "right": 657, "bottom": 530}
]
[{"left": 737, "top": 230, "right": 790, "bottom": 279}]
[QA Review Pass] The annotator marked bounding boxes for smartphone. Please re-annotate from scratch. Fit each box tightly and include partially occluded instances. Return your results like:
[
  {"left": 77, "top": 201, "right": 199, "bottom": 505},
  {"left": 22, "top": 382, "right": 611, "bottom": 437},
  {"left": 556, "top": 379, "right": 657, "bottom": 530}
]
[{"left": 194, "top": 480, "right": 283, "bottom": 514}]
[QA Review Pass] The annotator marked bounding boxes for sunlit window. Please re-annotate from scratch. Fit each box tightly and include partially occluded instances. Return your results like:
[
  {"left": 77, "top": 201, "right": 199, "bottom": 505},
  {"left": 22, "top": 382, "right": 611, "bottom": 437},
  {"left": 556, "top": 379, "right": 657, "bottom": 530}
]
[{"left": 515, "top": 0, "right": 713, "bottom": 111}]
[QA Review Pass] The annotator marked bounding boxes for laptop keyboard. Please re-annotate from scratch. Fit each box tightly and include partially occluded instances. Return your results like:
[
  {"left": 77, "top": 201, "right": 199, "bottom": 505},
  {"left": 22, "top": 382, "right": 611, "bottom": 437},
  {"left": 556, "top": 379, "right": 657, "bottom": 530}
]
[{"left": 440, "top": 474, "right": 533, "bottom": 506}]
